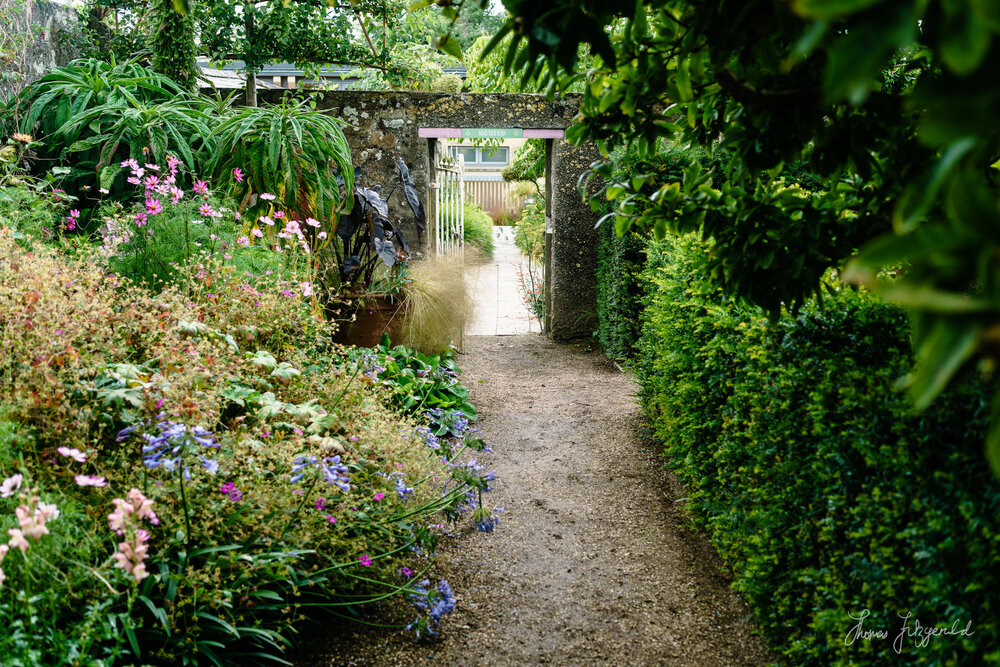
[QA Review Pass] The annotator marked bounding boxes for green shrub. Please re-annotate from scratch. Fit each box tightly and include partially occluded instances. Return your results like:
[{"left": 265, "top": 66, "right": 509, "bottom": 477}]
[
  {"left": 595, "top": 219, "right": 647, "bottom": 361},
  {"left": 462, "top": 200, "right": 494, "bottom": 260},
  {"left": 513, "top": 201, "right": 543, "bottom": 263},
  {"left": 637, "top": 235, "right": 1000, "bottom": 666}
]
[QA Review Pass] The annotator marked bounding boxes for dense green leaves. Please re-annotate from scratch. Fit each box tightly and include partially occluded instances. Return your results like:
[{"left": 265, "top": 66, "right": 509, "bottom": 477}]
[
  {"left": 487, "top": 0, "right": 1000, "bottom": 467},
  {"left": 634, "top": 236, "right": 1000, "bottom": 665}
]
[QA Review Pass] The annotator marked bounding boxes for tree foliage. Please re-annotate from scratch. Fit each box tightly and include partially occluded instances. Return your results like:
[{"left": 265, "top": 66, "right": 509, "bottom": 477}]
[{"left": 464, "top": 0, "right": 1000, "bottom": 472}]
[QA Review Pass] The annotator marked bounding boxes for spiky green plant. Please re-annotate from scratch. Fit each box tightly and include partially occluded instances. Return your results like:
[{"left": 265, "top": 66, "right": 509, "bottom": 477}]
[{"left": 207, "top": 97, "right": 354, "bottom": 223}]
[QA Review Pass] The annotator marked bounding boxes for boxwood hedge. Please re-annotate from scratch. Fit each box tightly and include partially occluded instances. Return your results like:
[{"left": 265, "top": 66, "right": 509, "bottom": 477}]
[{"left": 635, "top": 235, "right": 1000, "bottom": 665}]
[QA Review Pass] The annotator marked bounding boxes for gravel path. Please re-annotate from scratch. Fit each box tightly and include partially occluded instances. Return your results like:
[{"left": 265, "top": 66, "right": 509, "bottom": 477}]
[{"left": 303, "top": 335, "right": 773, "bottom": 666}]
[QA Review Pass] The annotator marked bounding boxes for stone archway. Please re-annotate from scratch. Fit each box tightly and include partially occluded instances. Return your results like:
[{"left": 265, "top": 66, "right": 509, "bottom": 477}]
[{"left": 252, "top": 90, "right": 602, "bottom": 342}]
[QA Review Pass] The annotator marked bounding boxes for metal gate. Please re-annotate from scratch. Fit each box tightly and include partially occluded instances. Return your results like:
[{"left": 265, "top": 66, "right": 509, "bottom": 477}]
[{"left": 434, "top": 153, "right": 465, "bottom": 256}]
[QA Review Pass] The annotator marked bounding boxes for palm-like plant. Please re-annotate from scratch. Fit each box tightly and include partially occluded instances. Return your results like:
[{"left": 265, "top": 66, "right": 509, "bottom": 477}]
[
  {"left": 206, "top": 96, "right": 355, "bottom": 228},
  {"left": 15, "top": 58, "right": 207, "bottom": 201}
]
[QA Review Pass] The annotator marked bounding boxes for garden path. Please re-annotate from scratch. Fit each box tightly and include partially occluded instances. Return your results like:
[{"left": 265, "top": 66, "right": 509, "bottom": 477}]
[
  {"left": 304, "top": 336, "right": 772, "bottom": 666},
  {"left": 465, "top": 226, "right": 541, "bottom": 336}
]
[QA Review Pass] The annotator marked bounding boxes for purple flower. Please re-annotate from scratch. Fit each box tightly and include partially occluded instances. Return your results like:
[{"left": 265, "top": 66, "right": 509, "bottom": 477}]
[
  {"left": 358, "top": 553, "right": 373, "bottom": 567},
  {"left": 400, "top": 566, "right": 413, "bottom": 578}
]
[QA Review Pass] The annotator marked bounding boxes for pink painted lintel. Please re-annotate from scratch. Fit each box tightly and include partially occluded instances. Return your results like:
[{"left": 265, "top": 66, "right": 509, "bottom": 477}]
[
  {"left": 418, "top": 128, "right": 463, "bottom": 138},
  {"left": 522, "top": 129, "right": 565, "bottom": 139},
  {"left": 417, "top": 128, "right": 566, "bottom": 139}
]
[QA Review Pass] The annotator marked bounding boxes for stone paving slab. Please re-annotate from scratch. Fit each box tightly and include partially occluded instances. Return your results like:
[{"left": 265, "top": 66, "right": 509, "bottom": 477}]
[{"left": 466, "top": 226, "right": 541, "bottom": 336}]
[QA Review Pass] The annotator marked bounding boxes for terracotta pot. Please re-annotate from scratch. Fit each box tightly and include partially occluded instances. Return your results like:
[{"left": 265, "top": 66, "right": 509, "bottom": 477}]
[{"left": 329, "top": 294, "right": 408, "bottom": 348}]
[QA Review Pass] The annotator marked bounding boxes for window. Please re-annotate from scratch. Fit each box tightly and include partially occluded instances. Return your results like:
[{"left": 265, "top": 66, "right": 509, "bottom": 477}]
[{"left": 447, "top": 145, "right": 510, "bottom": 166}]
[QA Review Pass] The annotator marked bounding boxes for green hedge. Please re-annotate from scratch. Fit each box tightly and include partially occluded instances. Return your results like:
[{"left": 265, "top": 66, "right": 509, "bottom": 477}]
[
  {"left": 595, "top": 220, "right": 647, "bottom": 361},
  {"left": 594, "top": 143, "right": 722, "bottom": 361},
  {"left": 637, "top": 235, "right": 1000, "bottom": 666}
]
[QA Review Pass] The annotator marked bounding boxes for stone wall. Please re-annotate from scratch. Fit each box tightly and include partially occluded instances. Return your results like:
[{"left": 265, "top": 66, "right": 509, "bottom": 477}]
[
  {"left": 1, "top": 0, "right": 79, "bottom": 98},
  {"left": 549, "top": 140, "right": 603, "bottom": 342},
  {"left": 224, "top": 90, "right": 602, "bottom": 341}
]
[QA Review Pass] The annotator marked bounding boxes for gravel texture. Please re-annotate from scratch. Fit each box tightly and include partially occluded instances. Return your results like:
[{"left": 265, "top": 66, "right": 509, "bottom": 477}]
[{"left": 300, "top": 334, "right": 773, "bottom": 666}]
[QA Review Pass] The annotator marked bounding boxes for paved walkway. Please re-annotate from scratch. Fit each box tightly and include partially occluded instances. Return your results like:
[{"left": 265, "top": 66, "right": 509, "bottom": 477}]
[{"left": 466, "top": 226, "right": 541, "bottom": 336}]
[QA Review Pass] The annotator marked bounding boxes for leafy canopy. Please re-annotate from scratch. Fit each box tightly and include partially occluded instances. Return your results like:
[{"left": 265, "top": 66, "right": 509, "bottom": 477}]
[{"left": 457, "top": 0, "right": 1000, "bottom": 471}]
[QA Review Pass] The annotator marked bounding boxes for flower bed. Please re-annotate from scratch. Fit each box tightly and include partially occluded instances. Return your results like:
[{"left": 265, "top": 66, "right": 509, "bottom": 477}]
[{"left": 0, "top": 224, "right": 497, "bottom": 664}]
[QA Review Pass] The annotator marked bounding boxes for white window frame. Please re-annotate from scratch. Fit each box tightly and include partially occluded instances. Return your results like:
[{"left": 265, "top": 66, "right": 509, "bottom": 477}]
[{"left": 448, "top": 145, "right": 510, "bottom": 166}]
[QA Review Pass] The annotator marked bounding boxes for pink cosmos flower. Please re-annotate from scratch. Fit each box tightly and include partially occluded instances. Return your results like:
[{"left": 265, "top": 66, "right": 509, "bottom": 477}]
[
  {"left": 273, "top": 211, "right": 285, "bottom": 219},
  {"left": 318, "top": 231, "right": 328, "bottom": 240},
  {"left": 260, "top": 216, "right": 275, "bottom": 226},
  {"left": 233, "top": 168, "right": 244, "bottom": 182},
  {"left": 120, "top": 158, "right": 139, "bottom": 169},
  {"left": 75, "top": 475, "right": 107, "bottom": 487},
  {"left": 143, "top": 175, "right": 159, "bottom": 190},
  {"left": 145, "top": 197, "right": 164, "bottom": 216},
  {"left": 259, "top": 192, "right": 276, "bottom": 201},
  {"left": 171, "top": 187, "right": 183, "bottom": 203},
  {"left": 127, "top": 176, "right": 141, "bottom": 186},
  {"left": 144, "top": 163, "right": 160, "bottom": 171},
  {"left": 236, "top": 236, "right": 250, "bottom": 247},
  {"left": 192, "top": 180, "right": 208, "bottom": 195},
  {"left": 358, "top": 554, "right": 373, "bottom": 567},
  {"left": 0, "top": 474, "right": 22, "bottom": 498},
  {"left": 134, "top": 212, "right": 148, "bottom": 227},
  {"left": 57, "top": 446, "right": 87, "bottom": 463},
  {"left": 251, "top": 228, "right": 263, "bottom": 238},
  {"left": 198, "top": 203, "right": 217, "bottom": 218},
  {"left": 300, "top": 281, "right": 313, "bottom": 297},
  {"left": 305, "top": 217, "right": 321, "bottom": 227}
]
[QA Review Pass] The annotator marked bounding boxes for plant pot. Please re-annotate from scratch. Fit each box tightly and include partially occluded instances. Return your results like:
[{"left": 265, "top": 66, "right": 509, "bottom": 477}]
[{"left": 329, "top": 294, "right": 408, "bottom": 348}]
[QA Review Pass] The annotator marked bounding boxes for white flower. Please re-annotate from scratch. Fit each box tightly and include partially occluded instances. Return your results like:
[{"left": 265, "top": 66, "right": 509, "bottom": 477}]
[
  {"left": 0, "top": 474, "right": 22, "bottom": 498},
  {"left": 57, "top": 446, "right": 87, "bottom": 463},
  {"left": 75, "top": 475, "right": 108, "bottom": 487}
]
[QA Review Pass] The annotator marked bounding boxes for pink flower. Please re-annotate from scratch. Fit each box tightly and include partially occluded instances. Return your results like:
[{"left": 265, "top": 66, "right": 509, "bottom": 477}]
[
  {"left": 144, "top": 163, "right": 160, "bottom": 171},
  {"left": 66, "top": 218, "right": 76, "bottom": 231},
  {"left": 68, "top": 209, "right": 80, "bottom": 219},
  {"left": 134, "top": 212, "right": 147, "bottom": 227},
  {"left": 251, "top": 228, "right": 263, "bottom": 238},
  {"left": 326, "top": 514, "right": 337, "bottom": 524},
  {"left": 400, "top": 566, "right": 413, "bottom": 578},
  {"left": 75, "top": 475, "right": 107, "bottom": 487},
  {"left": 198, "top": 203, "right": 217, "bottom": 218},
  {"left": 192, "top": 180, "right": 208, "bottom": 195},
  {"left": 373, "top": 492, "right": 384, "bottom": 501},
  {"left": 260, "top": 192, "right": 276, "bottom": 201},
  {"left": 236, "top": 236, "right": 250, "bottom": 247},
  {"left": 260, "top": 215, "right": 275, "bottom": 226},
  {"left": 1, "top": 474, "right": 22, "bottom": 498},
  {"left": 358, "top": 553, "right": 373, "bottom": 567},
  {"left": 127, "top": 176, "right": 141, "bottom": 186},
  {"left": 315, "top": 498, "right": 326, "bottom": 510},
  {"left": 300, "top": 281, "right": 313, "bottom": 297},
  {"left": 305, "top": 217, "right": 321, "bottom": 227},
  {"left": 318, "top": 231, "right": 328, "bottom": 240},
  {"left": 7, "top": 529, "right": 29, "bottom": 555},
  {"left": 120, "top": 158, "right": 139, "bottom": 169},
  {"left": 145, "top": 197, "right": 163, "bottom": 216},
  {"left": 57, "top": 446, "right": 87, "bottom": 463},
  {"left": 233, "top": 168, "right": 244, "bottom": 182},
  {"left": 273, "top": 211, "right": 285, "bottom": 219},
  {"left": 170, "top": 187, "right": 183, "bottom": 203},
  {"left": 143, "top": 175, "right": 159, "bottom": 190}
]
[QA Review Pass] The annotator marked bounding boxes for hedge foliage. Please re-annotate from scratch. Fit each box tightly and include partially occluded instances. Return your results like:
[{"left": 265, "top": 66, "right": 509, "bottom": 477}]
[{"left": 634, "top": 235, "right": 1000, "bottom": 665}]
